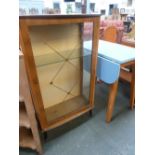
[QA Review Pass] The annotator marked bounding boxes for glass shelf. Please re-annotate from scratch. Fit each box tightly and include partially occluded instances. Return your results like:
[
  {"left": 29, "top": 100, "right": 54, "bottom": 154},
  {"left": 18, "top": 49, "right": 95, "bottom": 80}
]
[{"left": 45, "top": 95, "right": 89, "bottom": 123}]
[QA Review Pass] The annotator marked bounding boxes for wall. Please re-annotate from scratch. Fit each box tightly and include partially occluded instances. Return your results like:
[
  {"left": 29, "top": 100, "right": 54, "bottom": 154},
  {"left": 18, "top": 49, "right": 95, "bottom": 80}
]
[{"left": 19, "top": 0, "right": 44, "bottom": 14}]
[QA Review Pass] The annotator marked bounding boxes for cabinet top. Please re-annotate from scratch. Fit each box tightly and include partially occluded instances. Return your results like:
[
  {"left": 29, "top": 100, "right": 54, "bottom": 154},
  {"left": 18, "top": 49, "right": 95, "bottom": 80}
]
[{"left": 19, "top": 14, "right": 101, "bottom": 19}]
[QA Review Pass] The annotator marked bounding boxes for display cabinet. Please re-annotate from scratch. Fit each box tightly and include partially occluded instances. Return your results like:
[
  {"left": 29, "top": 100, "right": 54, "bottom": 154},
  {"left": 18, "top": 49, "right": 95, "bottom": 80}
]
[{"left": 20, "top": 14, "right": 100, "bottom": 131}]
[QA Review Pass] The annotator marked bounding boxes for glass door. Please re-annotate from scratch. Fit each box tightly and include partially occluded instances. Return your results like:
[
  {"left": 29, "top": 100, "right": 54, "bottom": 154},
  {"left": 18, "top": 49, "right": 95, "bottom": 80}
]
[{"left": 28, "top": 22, "right": 93, "bottom": 124}]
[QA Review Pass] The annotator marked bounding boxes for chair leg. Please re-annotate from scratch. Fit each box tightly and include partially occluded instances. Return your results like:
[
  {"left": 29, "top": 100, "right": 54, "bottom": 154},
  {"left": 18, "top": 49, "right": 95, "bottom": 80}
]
[
  {"left": 106, "top": 80, "right": 119, "bottom": 123},
  {"left": 130, "top": 65, "right": 135, "bottom": 110}
]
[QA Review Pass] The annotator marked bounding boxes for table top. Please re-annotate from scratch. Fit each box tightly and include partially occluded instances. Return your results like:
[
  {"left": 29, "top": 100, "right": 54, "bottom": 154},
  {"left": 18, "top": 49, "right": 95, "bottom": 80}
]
[
  {"left": 84, "top": 40, "right": 135, "bottom": 64},
  {"left": 19, "top": 14, "right": 101, "bottom": 19}
]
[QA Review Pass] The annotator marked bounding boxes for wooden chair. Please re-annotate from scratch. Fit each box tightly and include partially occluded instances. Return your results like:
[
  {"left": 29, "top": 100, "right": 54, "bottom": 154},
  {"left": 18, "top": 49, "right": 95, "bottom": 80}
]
[
  {"left": 119, "top": 42, "right": 135, "bottom": 110},
  {"left": 120, "top": 24, "right": 135, "bottom": 109},
  {"left": 103, "top": 26, "right": 118, "bottom": 43}
]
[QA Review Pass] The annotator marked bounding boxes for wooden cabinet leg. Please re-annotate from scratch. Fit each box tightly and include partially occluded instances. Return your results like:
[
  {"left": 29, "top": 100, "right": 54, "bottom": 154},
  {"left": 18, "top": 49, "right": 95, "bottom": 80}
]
[
  {"left": 37, "top": 147, "right": 43, "bottom": 155},
  {"left": 89, "top": 109, "right": 93, "bottom": 117},
  {"left": 130, "top": 65, "right": 135, "bottom": 110},
  {"left": 106, "top": 80, "right": 119, "bottom": 123},
  {"left": 43, "top": 132, "right": 47, "bottom": 141}
]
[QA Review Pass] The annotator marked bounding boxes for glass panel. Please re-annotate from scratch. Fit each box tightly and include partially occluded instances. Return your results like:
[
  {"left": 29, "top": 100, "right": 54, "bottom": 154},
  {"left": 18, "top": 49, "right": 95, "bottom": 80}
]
[{"left": 28, "top": 22, "right": 93, "bottom": 123}]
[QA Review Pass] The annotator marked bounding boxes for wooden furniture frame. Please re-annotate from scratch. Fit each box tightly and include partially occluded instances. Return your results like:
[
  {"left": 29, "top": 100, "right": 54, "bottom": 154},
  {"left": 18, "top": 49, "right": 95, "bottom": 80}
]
[
  {"left": 84, "top": 40, "right": 135, "bottom": 123},
  {"left": 106, "top": 60, "right": 135, "bottom": 122},
  {"left": 19, "top": 14, "right": 100, "bottom": 132},
  {"left": 19, "top": 52, "right": 42, "bottom": 154},
  {"left": 119, "top": 39, "right": 135, "bottom": 109},
  {"left": 98, "top": 27, "right": 135, "bottom": 121},
  {"left": 100, "top": 29, "right": 135, "bottom": 122}
]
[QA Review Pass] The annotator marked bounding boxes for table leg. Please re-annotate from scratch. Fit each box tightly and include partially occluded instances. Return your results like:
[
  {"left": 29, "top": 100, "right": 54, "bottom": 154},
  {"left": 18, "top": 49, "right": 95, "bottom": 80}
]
[
  {"left": 130, "top": 65, "right": 135, "bottom": 109},
  {"left": 106, "top": 80, "right": 119, "bottom": 123}
]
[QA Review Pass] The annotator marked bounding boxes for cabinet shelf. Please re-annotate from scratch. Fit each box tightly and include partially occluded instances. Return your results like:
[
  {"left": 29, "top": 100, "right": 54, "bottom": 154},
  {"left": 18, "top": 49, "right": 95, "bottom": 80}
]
[
  {"left": 45, "top": 95, "right": 89, "bottom": 123},
  {"left": 19, "top": 127, "right": 36, "bottom": 150},
  {"left": 19, "top": 103, "right": 30, "bottom": 128},
  {"left": 19, "top": 53, "right": 42, "bottom": 154}
]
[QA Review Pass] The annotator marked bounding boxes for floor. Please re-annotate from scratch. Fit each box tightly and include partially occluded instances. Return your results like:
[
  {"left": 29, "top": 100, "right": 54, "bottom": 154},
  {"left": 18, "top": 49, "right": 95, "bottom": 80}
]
[{"left": 20, "top": 81, "right": 135, "bottom": 155}]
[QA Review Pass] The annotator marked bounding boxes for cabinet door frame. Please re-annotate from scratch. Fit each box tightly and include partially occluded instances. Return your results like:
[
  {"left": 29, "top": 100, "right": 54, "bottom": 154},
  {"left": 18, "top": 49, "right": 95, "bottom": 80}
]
[{"left": 19, "top": 16, "right": 100, "bottom": 131}]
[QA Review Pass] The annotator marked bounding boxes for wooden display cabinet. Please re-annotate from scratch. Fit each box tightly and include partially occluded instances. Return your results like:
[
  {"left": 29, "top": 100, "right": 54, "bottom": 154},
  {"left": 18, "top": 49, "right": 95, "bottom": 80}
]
[{"left": 20, "top": 14, "right": 100, "bottom": 131}]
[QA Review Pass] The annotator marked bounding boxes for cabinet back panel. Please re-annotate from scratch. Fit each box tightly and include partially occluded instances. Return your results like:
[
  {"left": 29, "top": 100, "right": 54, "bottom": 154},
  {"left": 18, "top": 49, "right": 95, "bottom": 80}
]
[{"left": 28, "top": 24, "right": 82, "bottom": 109}]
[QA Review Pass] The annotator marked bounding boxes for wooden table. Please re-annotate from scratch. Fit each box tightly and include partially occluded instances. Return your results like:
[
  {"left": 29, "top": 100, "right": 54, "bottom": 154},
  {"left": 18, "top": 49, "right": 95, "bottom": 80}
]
[{"left": 84, "top": 40, "right": 135, "bottom": 122}]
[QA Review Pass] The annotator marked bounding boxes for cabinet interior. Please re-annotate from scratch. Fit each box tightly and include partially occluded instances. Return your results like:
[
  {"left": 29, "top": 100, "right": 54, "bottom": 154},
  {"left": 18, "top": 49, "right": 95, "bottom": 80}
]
[{"left": 28, "top": 23, "right": 93, "bottom": 123}]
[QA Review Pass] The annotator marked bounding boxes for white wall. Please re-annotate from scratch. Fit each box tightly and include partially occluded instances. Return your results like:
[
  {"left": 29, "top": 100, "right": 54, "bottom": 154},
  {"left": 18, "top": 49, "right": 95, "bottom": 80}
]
[{"left": 19, "top": 0, "right": 44, "bottom": 14}]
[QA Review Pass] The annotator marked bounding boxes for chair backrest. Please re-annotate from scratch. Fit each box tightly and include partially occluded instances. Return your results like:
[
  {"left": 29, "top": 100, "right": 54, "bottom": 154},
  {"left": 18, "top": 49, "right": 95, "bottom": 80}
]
[
  {"left": 104, "top": 26, "right": 117, "bottom": 43},
  {"left": 97, "top": 56, "right": 120, "bottom": 84}
]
